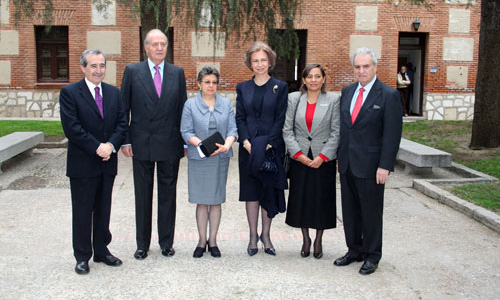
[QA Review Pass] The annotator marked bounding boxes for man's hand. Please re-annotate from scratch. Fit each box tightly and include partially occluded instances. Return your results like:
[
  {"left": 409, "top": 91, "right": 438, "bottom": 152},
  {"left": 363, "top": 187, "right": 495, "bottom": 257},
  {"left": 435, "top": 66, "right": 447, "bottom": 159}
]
[
  {"left": 97, "top": 143, "right": 113, "bottom": 161},
  {"left": 376, "top": 167, "right": 390, "bottom": 184},
  {"left": 121, "top": 145, "right": 133, "bottom": 157}
]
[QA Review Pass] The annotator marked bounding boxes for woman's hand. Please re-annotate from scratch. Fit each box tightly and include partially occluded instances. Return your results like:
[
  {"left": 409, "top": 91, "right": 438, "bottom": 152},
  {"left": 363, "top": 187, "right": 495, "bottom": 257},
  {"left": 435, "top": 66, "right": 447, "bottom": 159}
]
[
  {"left": 243, "top": 140, "right": 251, "bottom": 154},
  {"left": 211, "top": 143, "right": 230, "bottom": 157},
  {"left": 308, "top": 156, "right": 324, "bottom": 169},
  {"left": 298, "top": 154, "right": 312, "bottom": 166}
]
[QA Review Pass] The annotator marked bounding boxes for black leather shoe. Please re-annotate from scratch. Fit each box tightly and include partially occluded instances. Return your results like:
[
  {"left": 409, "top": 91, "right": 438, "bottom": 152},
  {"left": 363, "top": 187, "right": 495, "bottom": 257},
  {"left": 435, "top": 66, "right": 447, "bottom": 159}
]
[
  {"left": 193, "top": 243, "right": 207, "bottom": 258},
  {"left": 359, "top": 261, "right": 378, "bottom": 275},
  {"left": 313, "top": 252, "right": 323, "bottom": 259},
  {"left": 75, "top": 261, "right": 89, "bottom": 275},
  {"left": 134, "top": 249, "right": 148, "bottom": 260},
  {"left": 208, "top": 246, "right": 221, "bottom": 258},
  {"left": 93, "top": 254, "right": 122, "bottom": 266},
  {"left": 161, "top": 247, "right": 175, "bottom": 257},
  {"left": 333, "top": 253, "right": 363, "bottom": 266}
]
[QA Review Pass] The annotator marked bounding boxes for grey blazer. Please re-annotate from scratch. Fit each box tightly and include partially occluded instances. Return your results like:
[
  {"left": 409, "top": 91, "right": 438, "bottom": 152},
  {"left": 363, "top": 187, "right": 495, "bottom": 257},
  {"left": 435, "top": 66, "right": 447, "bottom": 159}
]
[
  {"left": 283, "top": 91, "right": 340, "bottom": 160},
  {"left": 181, "top": 92, "right": 238, "bottom": 160}
]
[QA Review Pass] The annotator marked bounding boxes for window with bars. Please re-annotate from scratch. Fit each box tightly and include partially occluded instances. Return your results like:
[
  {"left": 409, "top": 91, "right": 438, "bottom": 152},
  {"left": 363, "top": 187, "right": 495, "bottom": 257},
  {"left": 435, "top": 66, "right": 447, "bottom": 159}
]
[{"left": 35, "top": 26, "right": 69, "bottom": 83}]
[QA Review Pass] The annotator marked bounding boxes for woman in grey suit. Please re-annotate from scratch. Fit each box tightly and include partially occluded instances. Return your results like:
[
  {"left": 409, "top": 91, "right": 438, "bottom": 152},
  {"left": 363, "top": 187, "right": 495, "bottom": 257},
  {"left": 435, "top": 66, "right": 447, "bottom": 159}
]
[
  {"left": 181, "top": 66, "right": 238, "bottom": 258},
  {"left": 283, "top": 64, "right": 340, "bottom": 259}
]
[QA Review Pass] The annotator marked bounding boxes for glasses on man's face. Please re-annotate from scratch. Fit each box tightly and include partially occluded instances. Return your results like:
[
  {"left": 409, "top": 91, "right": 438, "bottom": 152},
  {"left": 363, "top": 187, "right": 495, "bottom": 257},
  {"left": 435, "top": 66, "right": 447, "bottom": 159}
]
[{"left": 202, "top": 81, "right": 218, "bottom": 85}]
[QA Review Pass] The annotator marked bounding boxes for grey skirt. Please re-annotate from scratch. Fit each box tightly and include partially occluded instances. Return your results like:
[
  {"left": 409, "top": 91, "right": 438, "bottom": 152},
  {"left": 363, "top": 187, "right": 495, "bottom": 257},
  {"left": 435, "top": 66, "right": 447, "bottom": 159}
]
[{"left": 187, "top": 156, "right": 230, "bottom": 205}]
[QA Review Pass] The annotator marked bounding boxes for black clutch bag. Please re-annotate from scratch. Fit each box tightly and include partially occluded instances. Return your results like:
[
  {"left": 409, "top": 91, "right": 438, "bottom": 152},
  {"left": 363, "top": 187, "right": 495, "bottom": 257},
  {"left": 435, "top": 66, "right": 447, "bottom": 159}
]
[
  {"left": 199, "top": 132, "right": 225, "bottom": 157},
  {"left": 259, "top": 148, "right": 279, "bottom": 174}
]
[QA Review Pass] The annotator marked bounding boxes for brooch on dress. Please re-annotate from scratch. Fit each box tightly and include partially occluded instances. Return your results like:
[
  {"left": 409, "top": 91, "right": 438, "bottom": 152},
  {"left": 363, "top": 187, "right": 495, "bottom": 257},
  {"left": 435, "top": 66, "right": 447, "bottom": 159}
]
[{"left": 273, "top": 85, "right": 278, "bottom": 94}]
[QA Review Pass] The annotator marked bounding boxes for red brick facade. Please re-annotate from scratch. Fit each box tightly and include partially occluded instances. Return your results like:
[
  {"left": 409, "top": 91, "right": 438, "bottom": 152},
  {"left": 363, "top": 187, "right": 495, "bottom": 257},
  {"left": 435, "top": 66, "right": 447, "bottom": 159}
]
[{"left": 0, "top": 0, "right": 481, "bottom": 120}]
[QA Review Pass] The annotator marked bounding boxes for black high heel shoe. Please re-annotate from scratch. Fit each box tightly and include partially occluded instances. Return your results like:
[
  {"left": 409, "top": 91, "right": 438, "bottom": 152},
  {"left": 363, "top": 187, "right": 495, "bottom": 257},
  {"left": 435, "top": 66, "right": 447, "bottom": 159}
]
[
  {"left": 313, "top": 240, "right": 323, "bottom": 259},
  {"left": 208, "top": 239, "right": 221, "bottom": 258},
  {"left": 193, "top": 241, "right": 207, "bottom": 258},
  {"left": 247, "top": 234, "right": 259, "bottom": 256},
  {"left": 260, "top": 236, "right": 276, "bottom": 256},
  {"left": 301, "top": 237, "right": 311, "bottom": 258}
]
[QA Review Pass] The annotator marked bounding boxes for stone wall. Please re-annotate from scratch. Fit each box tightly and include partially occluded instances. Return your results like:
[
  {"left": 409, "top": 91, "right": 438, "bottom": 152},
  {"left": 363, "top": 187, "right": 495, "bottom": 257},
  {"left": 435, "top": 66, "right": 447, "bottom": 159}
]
[
  {"left": 0, "top": 91, "right": 60, "bottom": 118},
  {"left": 1, "top": 90, "right": 475, "bottom": 121},
  {"left": 424, "top": 93, "right": 474, "bottom": 120}
]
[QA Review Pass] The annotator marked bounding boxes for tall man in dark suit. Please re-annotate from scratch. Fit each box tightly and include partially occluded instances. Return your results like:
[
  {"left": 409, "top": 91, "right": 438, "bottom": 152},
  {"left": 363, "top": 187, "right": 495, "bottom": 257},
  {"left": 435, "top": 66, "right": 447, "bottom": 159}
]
[
  {"left": 121, "top": 29, "right": 187, "bottom": 260},
  {"left": 60, "top": 49, "right": 128, "bottom": 274},
  {"left": 334, "top": 47, "right": 402, "bottom": 275}
]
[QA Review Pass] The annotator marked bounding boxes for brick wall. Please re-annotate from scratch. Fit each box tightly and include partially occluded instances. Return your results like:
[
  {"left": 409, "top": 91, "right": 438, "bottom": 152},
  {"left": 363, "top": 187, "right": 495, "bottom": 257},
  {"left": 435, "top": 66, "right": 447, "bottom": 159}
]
[{"left": 0, "top": 0, "right": 481, "bottom": 120}]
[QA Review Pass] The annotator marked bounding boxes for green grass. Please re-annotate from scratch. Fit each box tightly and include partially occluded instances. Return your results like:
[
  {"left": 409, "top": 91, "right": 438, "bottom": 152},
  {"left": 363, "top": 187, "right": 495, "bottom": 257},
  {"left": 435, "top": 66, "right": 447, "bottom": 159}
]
[
  {"left": 0, "top": 120, "right": 64, "bottom": 137},
  {"left": 453, "top": 183, "right": 500, "bottom": 211},
  {"left": 403, "top": 120, "right": 499, "bottom": 211}
]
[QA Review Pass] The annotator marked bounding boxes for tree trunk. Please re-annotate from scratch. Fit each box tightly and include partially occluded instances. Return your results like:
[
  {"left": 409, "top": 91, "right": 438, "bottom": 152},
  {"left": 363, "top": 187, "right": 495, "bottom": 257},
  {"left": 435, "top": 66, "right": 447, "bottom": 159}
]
[
  {"left": 139, "top": 0, "right": 170, "bottom": 61},
  {"left": 470, "top": 0, "right": 500, "bottom": 148}
]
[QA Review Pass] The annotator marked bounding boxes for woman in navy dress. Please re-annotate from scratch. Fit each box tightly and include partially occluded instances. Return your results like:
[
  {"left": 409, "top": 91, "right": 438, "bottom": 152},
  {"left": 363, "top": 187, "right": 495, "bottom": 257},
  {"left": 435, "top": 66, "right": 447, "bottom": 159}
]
[{"left": 235, "top": 41, "right": 288, "bottom": 256}]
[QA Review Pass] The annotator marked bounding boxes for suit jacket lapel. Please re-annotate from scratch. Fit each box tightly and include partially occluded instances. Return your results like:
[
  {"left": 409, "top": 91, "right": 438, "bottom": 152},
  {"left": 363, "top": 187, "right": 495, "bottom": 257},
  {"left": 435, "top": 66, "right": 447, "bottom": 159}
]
[
  {"left": 296, "top": 93, "right": 308, "bottom": 133},
  {"left": 342, "top": 84, "right": 356, "bottom": 128},
  {"left": 161, "top": 63, "right": 175, "bottom": 105},
  {"left": 310, "top": 93, "right": 328, "bottom": 135},
  {"left": 137, "top": 60, "right": 159, "bottom": 102},
  {"left": 354, "top": 79, "right": 381, "bottom": 124},
  {"left": 78, "top": 79, "right": 102, "bottom": 119}
]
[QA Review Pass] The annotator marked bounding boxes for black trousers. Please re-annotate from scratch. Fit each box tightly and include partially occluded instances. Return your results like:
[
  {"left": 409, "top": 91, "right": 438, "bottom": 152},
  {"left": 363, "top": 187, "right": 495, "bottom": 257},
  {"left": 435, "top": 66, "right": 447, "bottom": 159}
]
[
  {"left": 133, "top": 158, "right": 180, "bottom": 250},
  {"left": 70, "top": 174, "right": 115, "bottom": 262},
  {"left": 339, "top": 165, "right": 385, "bottom": 264}
]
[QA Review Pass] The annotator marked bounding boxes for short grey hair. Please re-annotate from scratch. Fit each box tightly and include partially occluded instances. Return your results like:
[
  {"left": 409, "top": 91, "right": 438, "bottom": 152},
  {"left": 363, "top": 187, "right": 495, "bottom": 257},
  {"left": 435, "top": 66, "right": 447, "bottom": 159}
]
[
  {"left": 197, "top": 66, "right": 220, "bottom": 83},
  {"left": 80, "top": 49, "right": 106, "bottom": 67},
  {"left": 350, "top": 47, "right": 377, "bottom": 66},
  {"left": 144, "top": 29, "right": 168, "bottom": 46}
]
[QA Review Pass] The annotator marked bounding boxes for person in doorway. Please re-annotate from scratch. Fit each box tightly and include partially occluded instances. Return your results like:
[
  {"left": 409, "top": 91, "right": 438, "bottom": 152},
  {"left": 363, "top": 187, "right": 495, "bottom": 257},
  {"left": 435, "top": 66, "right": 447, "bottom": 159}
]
[{"left": 397, "top": 65, "right": 411, "bottom": 117}]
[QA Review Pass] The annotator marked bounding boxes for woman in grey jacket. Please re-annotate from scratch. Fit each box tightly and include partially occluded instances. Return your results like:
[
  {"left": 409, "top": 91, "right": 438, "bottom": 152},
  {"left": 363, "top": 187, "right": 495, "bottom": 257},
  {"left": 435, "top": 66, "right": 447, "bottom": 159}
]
[
  {"left": 283, "top": 64, "right": 340, "bottom": 259},
  {"left": 181, "top": 66, "right": 238, "bottom": 258}
]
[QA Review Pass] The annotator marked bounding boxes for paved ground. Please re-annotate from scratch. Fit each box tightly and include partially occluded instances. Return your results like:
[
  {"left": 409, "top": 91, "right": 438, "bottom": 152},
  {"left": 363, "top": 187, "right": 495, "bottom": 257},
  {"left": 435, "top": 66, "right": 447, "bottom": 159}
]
[{"left": 0, "top": 147, "right": 499, "bottom": 299}]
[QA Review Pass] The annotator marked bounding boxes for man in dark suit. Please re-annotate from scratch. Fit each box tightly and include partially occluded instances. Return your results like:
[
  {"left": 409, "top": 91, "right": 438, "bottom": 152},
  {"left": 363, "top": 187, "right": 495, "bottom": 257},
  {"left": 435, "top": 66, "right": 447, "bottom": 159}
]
[
  {"left": 60, "top": 49, "right": 128, "bottom": 274},
  {"left": 120, "top": 29, "right": 187, "bottom": 260},
  {"left": 334, "top": 47, "right": 402, "bottom": 275}
]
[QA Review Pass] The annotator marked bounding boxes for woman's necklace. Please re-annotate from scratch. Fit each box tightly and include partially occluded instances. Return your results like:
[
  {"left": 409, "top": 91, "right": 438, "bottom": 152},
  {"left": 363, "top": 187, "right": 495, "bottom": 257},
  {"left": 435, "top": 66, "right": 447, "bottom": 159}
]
[{"left": 254, "top": 75, "right": 270, "bottom": 86}]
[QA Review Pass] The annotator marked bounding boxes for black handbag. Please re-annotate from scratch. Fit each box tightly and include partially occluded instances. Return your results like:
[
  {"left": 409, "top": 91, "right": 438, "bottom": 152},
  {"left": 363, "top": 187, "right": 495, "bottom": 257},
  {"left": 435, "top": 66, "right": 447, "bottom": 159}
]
[
  {"left": 199, "top": 132, "right": 225, "bottom": 157},
  {"left": 259, "top": 148, "right": 279, "bottom": 174},
  {"left": 283, "top": 151, "right": 291, "bottom": 177}
]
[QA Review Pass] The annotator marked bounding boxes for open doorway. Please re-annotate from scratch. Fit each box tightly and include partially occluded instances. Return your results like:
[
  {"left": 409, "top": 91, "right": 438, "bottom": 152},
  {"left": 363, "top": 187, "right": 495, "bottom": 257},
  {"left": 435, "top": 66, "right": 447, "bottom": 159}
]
[
  {"left": 398, "top": 32, "right": 427, "bottom": 116},
  {"left": 271, "top": 30, "right": 307, "bottom": 92}
]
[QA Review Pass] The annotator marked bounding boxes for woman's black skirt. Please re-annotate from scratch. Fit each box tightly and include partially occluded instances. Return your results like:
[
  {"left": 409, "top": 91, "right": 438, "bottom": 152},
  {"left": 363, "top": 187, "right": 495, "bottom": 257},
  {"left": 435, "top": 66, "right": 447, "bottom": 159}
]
[{"left": 285, "top": 157, "right": 337, "bottom": 230}]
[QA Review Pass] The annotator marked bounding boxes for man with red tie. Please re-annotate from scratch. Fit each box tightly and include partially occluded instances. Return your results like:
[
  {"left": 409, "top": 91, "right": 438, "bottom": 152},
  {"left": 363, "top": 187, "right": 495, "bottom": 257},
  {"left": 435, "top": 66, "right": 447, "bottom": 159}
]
[
  {"left": 60, "top": 49, "right": 128, "bottom": 274},
  {"left": 335, "top": 47, "right": 402, "bottom": 275}
]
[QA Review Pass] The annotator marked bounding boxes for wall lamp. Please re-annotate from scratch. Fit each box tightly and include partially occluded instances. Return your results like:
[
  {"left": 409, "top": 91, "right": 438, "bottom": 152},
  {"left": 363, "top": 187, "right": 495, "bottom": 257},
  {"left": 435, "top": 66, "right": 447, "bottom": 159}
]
[{"left": 413, "top": 18, "right": 421, "bottom": 31}]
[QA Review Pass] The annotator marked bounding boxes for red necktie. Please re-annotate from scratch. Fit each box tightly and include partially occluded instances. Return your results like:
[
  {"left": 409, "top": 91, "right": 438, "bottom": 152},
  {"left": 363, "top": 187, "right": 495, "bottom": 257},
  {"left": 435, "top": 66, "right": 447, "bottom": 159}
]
[
  {"left": 154, "top": 65, "right": 162, "bottom": 98},
  {"left": 351, "top": 87, "right": 365, "bottom": 124}
]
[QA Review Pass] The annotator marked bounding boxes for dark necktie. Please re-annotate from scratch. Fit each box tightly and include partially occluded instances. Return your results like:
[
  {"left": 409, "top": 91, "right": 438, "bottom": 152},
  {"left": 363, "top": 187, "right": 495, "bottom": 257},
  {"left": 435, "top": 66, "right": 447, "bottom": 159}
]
[
  {"left": 95, "top": 86, "right": 104, "bottom": 118},
  {"left": 154, "top": 66, "right": 162, "bottom": 98},
  {"left": 351, "top": 87, "right": 365, "bottom": 124}
]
